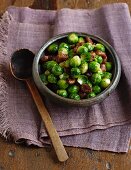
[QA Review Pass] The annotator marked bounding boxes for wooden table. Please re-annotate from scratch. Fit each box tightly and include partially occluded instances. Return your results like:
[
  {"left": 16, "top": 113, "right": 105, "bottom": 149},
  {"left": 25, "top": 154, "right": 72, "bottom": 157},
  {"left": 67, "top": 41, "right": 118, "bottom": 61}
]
[{"left": 0, "top": 1, "right": 131, "bottom": 170}]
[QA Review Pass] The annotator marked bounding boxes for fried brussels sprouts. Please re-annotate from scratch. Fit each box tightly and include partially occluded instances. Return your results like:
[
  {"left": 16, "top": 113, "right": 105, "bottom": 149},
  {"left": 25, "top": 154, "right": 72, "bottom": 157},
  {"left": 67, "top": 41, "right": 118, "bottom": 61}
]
[
  {"left": 47, "top": 43, "right": 58, "bottom": 53},
  {"left": 68, "top": 33, "right": 79, "bottom": 44}
]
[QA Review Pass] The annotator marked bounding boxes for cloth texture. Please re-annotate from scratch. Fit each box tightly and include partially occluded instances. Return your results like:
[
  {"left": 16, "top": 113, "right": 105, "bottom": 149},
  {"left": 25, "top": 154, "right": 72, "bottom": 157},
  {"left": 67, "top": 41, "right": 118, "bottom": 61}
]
[{"left": 0, "top": 3, "right": 131, "bottom": 152}]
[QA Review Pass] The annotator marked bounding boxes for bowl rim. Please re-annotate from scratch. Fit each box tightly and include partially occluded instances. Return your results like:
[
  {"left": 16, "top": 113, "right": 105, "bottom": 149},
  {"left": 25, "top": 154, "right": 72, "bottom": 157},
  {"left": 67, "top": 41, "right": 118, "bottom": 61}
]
[{"left": 33, "top": 32, "right": 121, "bottom": 105}]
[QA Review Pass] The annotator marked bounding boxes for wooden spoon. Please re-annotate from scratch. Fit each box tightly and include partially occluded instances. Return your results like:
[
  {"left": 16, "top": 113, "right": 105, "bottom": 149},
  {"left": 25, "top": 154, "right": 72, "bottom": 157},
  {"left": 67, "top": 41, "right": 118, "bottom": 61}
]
[{"left": 10, "top": 49, "right": 68, "bottom": 162}]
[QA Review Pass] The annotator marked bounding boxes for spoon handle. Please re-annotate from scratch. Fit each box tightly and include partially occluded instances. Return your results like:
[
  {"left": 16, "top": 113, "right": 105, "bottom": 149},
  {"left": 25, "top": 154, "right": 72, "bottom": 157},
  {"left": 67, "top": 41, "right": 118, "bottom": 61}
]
[{"left": 26, "top": 79, "right": 69, "bottom": 162}]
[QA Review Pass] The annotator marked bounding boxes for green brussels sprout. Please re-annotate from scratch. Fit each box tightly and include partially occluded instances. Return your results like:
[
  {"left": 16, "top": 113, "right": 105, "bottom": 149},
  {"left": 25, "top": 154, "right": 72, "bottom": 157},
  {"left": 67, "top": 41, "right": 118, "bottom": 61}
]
[
  {"left": 57, "top": 79, "right": 68, "bottom": 89},
  {"left": 44, "top": 70, "right": 50, "bottom": 76},
  {"left": 100, "top": 78, "right": 111, "bottom": 89},
  {"left": 64, "top": 59, "right": 70, "bottom": 68},
  {"left": 70, "top": 55, "right": 81, "bottom": 67},
  {"left": 71, "top": 68, "right": 81, "bottom": 78},
  {"left": 92, "top": 85, "right": 101, "bottom": 94},
  {"left": 47, "top": 43, "right": 58, "bottom": 53},
  {"left": 46, "top": 61, "right": 57, "bottom": 70},
  {"left": 76, "top": 46, "right": 88, "bottom": 55},
  {"left": 52, "top": 65, "right": 63, "bottom": 76},
  {"left": 102, "top": 72, "right": 112, "bottom": 79},
  {"left": 89, "top": 61, "right": 100, "bottom": 73},
  {"left": 40, "top": 74, "right": 48, "bottom": 85},
  {"left": 68, "top": 49, "right": 75, "bottom": 58},
  {"left": 59, "top": 73, "right": 69, "bottom": 80},
  {"left": 87, "top": 92, "right": 96, "bottom": 98},
  {"left": 94, "top": 43, "right": 105, "bottom": 52},
  {"left": 105, "top": 62, "right": 112, "bottom": 71},
  {"left": 80, "top": 62, "right": 88, "bottom": 74},
  {"left": 97, "top": 69, "right": 103, "bottom": 77},
  {"left": 94, "top": 55, "right": 103, "bottom": 64},
  {"left": 78, "top": 37, "right": 85, "bottom": 43},
  {"left": 77, "top": 75, "right": 88, "bottom": 85},
  {"left": 83, "top": 43, "right": 94, "bottom": 51},
  {"left": 80, "top": 52, "right": 91, "bottom": 63},
  {"left": 68, "top": 33, "right": 79, "bottom": 44},
  {"left": 58, "top": 47, "right": 68, "bottom": 55},
  {"left": 47, "top": 74, "right": 57, "bottom": 83},
  {"left": 57, "top": 89, "right": 68, "bottom": 98},
  {"left": 91, "top": 73, "right": 102, "bottom": 84},
  {"left": 68, "top": 85, "right": 79, "bottom": 94},
  {"left": 69, "top": 93, "right": 80, "bottom": 100},
  {"left": 86, "top": 80, "right": 92, "bottom": 88},
  {"left": 59, "top": 42, "right": 69, "bottom": 50}
]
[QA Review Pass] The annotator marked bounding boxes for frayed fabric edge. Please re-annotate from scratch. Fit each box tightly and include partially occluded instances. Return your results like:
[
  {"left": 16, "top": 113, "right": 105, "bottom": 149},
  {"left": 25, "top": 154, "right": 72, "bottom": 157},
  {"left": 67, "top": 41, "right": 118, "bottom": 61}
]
[{"left": 0, "top": 11, "right": 12, "bottom": 139}]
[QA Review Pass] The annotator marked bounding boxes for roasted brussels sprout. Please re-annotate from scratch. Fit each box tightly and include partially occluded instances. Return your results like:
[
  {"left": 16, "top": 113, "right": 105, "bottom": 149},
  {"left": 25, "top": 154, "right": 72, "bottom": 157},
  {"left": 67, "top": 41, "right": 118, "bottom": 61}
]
[
  {"left": 80, "top": 62, "right": 88, "bottom": 74},
  {"left": 71, "top": 67, "right": 81, "bottom": 78},
  {"left": 83, "top": 43, "right": 94, "bottom": 51},
  {"left": 89, "top": 61, "right": 100, "bottom": 73},
  {"left": 87, "top": 92, "right": 96, "bottom": 98},
  {"left": 57, "top": 79, "right": 69, "bottom": 89},
  {"left": 47, "top": 74, "right": 57, "bottom": 83},
  {"left": 47, "top": 43, "right": 58, "bottom": 53},
  {"left": 68, "top": 85, "right": 79, "bottom": 94},
  {"left": 78, "top": 37, "right": 85, "bottom": 43},
  {"left": 40, "top": 74, "right": 48, "bottom": 85},
  {"left": 52, "top": 65, "right": 63, "bottom": 76},
  {"left": 92, "top": 85, "right": 101, "bottom": 94},
  {"left": 69, "top": 93, "right": 80, "bottom": 100},
  {"left": 100, "top": 78, "right": 111, "bottom": 89},
  {"left": 57, "top": 89, "right": 68, "bottom": 97},
  {"left": 70, "top": 56, "right": 81, "bottom": 67},
  {"left": 77, "top": 75, "right": 88, "bottom": 85},
  {"left": 77, "top": 46, "right": 88, "bottom": 55},
  {"left": 91, "top": 73, "right": 102, "bottom": 84},
  {"left": 68, "top": 33, "right": 79, "bottom": 44},
  {"left": 94, "top": 55, "right": 103, "bottom": 64},
  {"left": 46, "top": 61, "right": 57, "bottom": 70},
  {"left": 59, "top": 42, "right": 69, "bottom": 50},
  {"left": 105, "top": 62, "right": 112, "bottom": 71},
  {"left": 94, "top": 43, "right": 105, "bottom": 52}
]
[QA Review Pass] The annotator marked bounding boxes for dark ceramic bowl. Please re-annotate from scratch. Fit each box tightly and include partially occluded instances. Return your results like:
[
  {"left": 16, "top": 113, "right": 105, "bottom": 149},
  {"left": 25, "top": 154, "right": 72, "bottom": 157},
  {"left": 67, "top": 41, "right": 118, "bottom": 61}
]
[{"left": 32, "top": 32, "right": 121, "bottom": 107}]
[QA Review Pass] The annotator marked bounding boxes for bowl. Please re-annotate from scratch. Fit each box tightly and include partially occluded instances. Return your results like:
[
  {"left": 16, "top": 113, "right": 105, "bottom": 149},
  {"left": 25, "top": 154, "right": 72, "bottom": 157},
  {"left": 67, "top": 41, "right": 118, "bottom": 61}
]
[{"left": 32, "top": 32, "right": 121, "bottom": 107}]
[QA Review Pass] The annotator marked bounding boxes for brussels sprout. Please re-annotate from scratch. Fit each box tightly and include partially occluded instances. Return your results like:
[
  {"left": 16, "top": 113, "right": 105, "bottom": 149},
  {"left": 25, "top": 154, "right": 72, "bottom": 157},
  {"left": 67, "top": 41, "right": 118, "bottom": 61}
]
[
  {"left": 47, "top": 74, "right": 57, "bottom": 83},
  {"left": 76, "top": 46, "right": 88, "bottom": 55},
  {"left": 83, "top": 43, "right": 94, "bottom": 51},
  {"left": 44, "top": 70, "right": 50, "bottom": 76},
  {"left": 59, "top": 73, "right": 69, "bottom": 80},
  {"left": 89, "top": 61, "right": 100, "bottom": 73},
  {"left": 91, "top": 73, "right": 102, "bottom": 84},
  {"left": 57, "top": 79, "right": 68, "bottom": 89},
  {"left": 46, "top": 61, "right": 57, "bottom": 70},
  {"left": 47, "top": 43, "right": 58, "bottom": 53},
  {"left": 68, "top": 85, "right": 79, "bottom": 94},
  {"left": 69, "top": 93, "right": 80, "bottom": 100},
  {"left": 52, "top": 65, "right": 63, "bottom": 76},
  {"left": 80, "top": 52, "right": 91, "bottom": 63},
  {"left": 77, "top": 75, "right": 88, "bottom": 85},
  {"left": 86, "top": 80, "right": 92, "bottom": 88},
  {"left": 92, "top": 85, "right": 101, "bottom": 94},
  {"left": 87, "top": 92, "right": 96, "bottom": 98},
  {"left": 94, "top": 55, "right": 103, "bottom": 64},
  {"left": 59, "top": 42, "right": 69, "bottom": 50},
  {"left": 71, "top": 68, "right": 81, "bottom": 78},
  {"left": 64, "top": 59, "right": 70, "bottom": 68},
  {"left": 57, "top": 89, "right": 68, "bottom": 98},
  {"left": 105, "top": 62, "right": 112, "bottom": 71},
  {"left": 40, "top": 74, "right": 48, "bottom": 85},
  {"left": 102, "top": 72, "right": 112, "bottom": 79},
  {"left": 70, "top": 56, "right": 81, "bottom": 67},
  {"left": 58, "top": 47, "right": 68, "bottom": 55},
  {"left": 100, "top": 78, "right": 111, "bottom": 89},
  {"left": 78, "top": 37, "right": 85, "bottom": 43},
  {"left": 80, "top": 62, "right": 88, "bottom": 74},
  {"left": 97, "top": 69, "right": 103, "bottom": 77},
  {"left": 94, "top": 43, "right": 105, "bottom": 52},
  {"left": 68, "top": 49, "right": 75, "bottom": 58},
  {"left": 68, "top": 33, "right": 79, "bottom": 44}
]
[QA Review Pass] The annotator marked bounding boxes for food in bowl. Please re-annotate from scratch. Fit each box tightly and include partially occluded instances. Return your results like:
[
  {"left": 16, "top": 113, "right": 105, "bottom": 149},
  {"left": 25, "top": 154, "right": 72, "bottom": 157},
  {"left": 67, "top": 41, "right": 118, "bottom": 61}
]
[{"left": 38, "top": 33, "right": 113, "bottom": 100}]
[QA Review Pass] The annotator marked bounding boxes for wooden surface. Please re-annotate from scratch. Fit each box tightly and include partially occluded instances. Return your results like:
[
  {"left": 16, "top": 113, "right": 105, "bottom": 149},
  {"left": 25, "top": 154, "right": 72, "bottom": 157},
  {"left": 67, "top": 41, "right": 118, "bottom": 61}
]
[{"left": 0, "top": 0, "right": 131, "bottom": 170}]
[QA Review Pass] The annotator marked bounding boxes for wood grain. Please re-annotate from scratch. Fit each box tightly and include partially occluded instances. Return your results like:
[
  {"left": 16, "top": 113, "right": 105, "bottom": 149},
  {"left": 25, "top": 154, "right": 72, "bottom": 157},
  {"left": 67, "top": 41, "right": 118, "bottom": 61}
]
[{"left": 0, "top": 0, "right": 131, "bottom": 170}]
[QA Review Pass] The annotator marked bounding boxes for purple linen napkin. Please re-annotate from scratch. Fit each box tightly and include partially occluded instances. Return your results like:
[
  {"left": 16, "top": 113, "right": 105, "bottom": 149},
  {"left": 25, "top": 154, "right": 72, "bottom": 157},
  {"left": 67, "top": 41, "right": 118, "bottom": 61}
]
[{"left": 0, "top": 3, "right": 131, "bottom": 152}]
